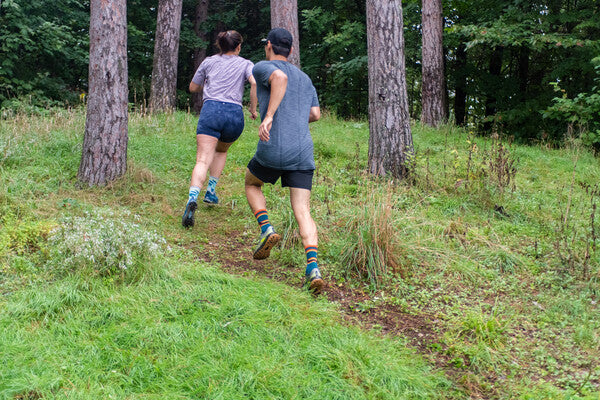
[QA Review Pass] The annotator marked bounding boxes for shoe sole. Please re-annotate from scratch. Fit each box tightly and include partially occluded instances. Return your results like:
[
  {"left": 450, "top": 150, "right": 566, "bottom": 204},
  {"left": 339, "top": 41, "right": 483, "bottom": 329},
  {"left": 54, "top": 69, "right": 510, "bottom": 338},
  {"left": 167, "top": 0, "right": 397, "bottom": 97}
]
[
  {"left": 253, "top": 233, "right": 281, "bottom": 260},
  {"left": 202, "top": 199, "right": 218, "bottom": 205},
  {"left": 309, "top": 278, "right": 325, "bottom": 295},
  {"left": 182, "top": 202, "right": 197, "bottom": 228}
]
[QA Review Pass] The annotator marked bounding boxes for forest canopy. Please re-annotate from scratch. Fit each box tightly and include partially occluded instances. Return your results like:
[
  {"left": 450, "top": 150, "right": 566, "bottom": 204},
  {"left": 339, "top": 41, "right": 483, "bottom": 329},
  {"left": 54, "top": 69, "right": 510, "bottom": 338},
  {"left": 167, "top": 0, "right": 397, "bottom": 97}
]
[{"left": 1, "top": 0, "right": 599, "bottom": 147}]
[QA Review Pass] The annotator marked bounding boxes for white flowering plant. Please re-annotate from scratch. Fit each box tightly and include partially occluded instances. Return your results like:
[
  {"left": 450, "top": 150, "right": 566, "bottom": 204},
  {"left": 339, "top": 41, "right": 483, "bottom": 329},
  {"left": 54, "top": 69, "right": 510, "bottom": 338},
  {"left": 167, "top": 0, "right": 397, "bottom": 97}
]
[{"left": 47, "top": 209, "right": 169, "bottom": 281}]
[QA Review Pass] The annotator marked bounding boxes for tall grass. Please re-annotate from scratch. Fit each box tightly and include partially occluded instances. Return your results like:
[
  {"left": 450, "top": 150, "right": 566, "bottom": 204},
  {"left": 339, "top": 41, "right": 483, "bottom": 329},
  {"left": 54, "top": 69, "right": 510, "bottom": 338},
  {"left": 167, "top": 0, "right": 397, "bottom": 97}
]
[{"left": 339, "top": 183, "right": 402, "bottom": 289}]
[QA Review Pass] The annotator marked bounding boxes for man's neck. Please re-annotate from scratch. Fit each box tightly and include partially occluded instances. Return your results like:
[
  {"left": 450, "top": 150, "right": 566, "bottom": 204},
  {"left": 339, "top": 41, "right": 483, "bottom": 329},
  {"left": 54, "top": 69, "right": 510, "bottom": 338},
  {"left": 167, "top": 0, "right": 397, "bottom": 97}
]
[{"left": 268, "top": 55, "right": 288, "bottom": 62}]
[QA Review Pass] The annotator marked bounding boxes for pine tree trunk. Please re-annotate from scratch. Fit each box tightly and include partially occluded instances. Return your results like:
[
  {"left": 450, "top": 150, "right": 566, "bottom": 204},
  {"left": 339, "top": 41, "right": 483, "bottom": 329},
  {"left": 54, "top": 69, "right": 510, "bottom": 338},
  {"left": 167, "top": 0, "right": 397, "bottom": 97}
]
[
  {"left": 191, "top": 0, "right": 209, "bottom": 114},
  {"left": 150, "top": 0, "right": 183, "bottom": 113},
  {"left": 366, "top": 0, "right": 413, "bottom": 179},
  {"left": 270, "top": 0, "right": 301, "bottom": 67},
  {"left": 421, "top": 0, "right": 446, "bottom": 126},
  {"left": 78, "top": 0, "right": 128, "bottom": 187}
]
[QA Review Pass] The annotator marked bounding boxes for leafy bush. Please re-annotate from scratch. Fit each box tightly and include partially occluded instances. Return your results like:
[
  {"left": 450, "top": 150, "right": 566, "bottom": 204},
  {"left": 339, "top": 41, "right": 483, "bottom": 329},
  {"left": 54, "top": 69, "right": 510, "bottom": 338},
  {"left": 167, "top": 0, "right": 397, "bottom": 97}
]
[
  {"left": 47, "top": 209, "right": 169, "bottom": 281},
  {"left": 543, "top": 57, "right": 600, "bottom": 153},
  {"left": 0, "top": 211, "right": 54, "bottom": 292}
]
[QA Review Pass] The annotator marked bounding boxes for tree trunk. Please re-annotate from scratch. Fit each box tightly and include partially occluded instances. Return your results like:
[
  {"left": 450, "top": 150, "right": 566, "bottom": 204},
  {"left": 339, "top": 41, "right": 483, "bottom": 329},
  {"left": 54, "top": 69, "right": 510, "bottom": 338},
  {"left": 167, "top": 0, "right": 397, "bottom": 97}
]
[
  {"left": 421, "top": 0, "right": 446, "bottom": 126},
  {"left": 453, "top": 42, "right": 467, "bottom": 125},
  {"left": 149, "top": 0, "right": 183, "bottom": 113},
  {"left": 270, "top": 0, "right": 301, "bottom": 67},
  {"left": 191, "top": 0, "right": 209, "bottom": 114},
  {"left": 78, "top": 0, "right": 128, "bottom": 187},
  {"left": 366, "top": 0, "right": 413, "bottom": 179}
]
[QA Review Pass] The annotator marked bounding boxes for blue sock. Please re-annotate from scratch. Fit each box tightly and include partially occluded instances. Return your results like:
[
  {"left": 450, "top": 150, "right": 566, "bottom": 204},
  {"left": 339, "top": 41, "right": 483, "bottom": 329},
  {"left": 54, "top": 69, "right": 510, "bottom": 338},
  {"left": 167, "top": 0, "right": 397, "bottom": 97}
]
[
  {"left": 254, "top": 209, "right": 271, "bottom": 234},
  {"left": 188, "top": 186, "right": 200, "bottom": 204},
  {"left": 207, "top": 176, "right": 219, "bottom": 194},
  {"left": 305, "top": 246, "right": 318, "bottom": 275}
]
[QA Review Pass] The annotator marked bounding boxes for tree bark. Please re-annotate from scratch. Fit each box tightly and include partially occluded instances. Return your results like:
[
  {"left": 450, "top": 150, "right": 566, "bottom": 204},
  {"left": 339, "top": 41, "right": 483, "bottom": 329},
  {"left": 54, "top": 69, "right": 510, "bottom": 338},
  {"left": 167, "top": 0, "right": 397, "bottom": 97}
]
[
  {"left": 366, "top": 0, "right": 413, "bottom": 179},
  {"left": 149, "top": 0, "right": 183, "bottom": 113},
  {"left": 421, "top": 0, "right": 446, "bottom": 126},
  {"left": 270, "top": 0, "right": 301, "bottom": 67},
  {"left": 78, "top": 0, "right": 128, "bottom": 187},
  {"left": 191, "top": 0, "right": 209, "bottom": 114}
]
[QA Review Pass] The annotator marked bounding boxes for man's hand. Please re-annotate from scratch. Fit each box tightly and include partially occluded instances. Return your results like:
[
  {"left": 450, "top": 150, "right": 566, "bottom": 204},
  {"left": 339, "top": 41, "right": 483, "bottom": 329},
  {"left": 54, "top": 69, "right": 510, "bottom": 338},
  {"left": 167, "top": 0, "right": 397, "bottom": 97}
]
[
  {"left": 250, "top": 108, "right": 258, "bottom": 120},
  {"left": 259, "top": 115, "right": 273, "bottom": 141},
  {"left": 258, "top": 69, "right": 287, "bottom": 142}
]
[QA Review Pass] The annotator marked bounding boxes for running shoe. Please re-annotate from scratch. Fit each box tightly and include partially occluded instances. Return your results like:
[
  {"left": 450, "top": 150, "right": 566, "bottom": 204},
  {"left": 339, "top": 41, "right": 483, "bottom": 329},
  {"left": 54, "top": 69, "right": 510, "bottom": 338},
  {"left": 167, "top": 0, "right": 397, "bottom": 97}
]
[
  {"left": 253, "top": 226, "right": 281, "bottom": 260},
  {"left": 182, "top": 200, "right": 197, "bottom": 228},
  {"left": 305, "top": 268, "right": 325, "bottom": 295},
  {"left": 203, "top": 191, "right": 219, "bottom": 205}
]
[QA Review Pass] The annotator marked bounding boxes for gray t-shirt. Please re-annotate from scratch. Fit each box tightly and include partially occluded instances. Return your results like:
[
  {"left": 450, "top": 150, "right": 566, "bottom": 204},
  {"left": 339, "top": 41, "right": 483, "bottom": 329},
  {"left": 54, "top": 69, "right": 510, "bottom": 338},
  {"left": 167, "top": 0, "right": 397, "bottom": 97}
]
[
  {"left": 252, "top": 60, "right": 319, "bottom": 170},
  {"left": 192, "top": 54, "right": 254, "bottom": 106}
]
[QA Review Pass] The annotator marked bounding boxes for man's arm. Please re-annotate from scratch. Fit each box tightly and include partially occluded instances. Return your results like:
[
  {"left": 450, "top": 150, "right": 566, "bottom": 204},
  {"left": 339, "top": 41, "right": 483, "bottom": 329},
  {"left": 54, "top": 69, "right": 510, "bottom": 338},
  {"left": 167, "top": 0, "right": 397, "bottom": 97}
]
[
  {"left": 258, "top": 69, "right": 288, "bottom": 142},
  {"left": 309, "top": 106, "right": 321, "bottom": 123},
  {"left": 249, "top": 75, "right": 258, "bottom": 120},
  {"left": 189, "top": 81, "right": 202, "bottom": 93}
]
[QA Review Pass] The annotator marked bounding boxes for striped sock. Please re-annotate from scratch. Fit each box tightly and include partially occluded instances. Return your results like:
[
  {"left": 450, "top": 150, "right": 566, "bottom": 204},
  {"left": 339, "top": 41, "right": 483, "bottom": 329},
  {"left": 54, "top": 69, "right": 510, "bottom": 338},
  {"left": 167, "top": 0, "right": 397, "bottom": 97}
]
[
  {"left": 188, "top": 186, "right": 200, "bottom": 204},
  {"left": 207, "top": 176, "right": 219, "bottom": 194},
  {"left": 305, "top": 245, "right": 318, "bottom": 275},
  {"left": 254, "top": 209, "right": 271, "bottom": 234}
]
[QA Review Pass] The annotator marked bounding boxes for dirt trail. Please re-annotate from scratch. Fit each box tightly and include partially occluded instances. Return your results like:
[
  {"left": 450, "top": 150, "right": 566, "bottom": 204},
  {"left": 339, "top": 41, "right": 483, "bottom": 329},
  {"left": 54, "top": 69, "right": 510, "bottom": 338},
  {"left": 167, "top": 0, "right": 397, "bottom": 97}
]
[{"left": 185, "top": 217, "right": 490, "bottom": 399}]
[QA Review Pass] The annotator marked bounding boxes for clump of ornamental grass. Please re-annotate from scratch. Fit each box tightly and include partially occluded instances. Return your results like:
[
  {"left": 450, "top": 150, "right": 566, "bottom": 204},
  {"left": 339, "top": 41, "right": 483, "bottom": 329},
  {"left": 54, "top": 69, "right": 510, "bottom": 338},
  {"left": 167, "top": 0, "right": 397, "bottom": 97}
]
[
  {"left": 47, "top": 209, "right": 169, "bottom": 282},
  {"left": 339, "top": 183, "right": 402, "bottom": 289}
]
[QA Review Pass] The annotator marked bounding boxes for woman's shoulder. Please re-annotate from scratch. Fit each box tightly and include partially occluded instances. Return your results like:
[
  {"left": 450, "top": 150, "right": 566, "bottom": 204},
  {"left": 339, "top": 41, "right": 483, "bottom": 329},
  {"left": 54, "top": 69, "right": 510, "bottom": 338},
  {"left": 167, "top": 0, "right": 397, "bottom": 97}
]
[{"left": 200, "top": 54, "right": 220, "bottom": 67}]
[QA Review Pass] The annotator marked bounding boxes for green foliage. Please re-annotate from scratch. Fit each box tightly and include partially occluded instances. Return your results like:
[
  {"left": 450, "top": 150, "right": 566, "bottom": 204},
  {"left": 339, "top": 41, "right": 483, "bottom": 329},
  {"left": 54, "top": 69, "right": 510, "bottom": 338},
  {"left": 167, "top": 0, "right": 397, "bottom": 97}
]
[
  {"left": 0, "top": 209, "right": 53, "bottom": 293},
  {"left": 543, "top": 57, "right": 600, "bottom": 152},
  {"left": 446, "top": 0, "right": 600, "bottom": 142},
  {"left": 301, "top": 3, "right": 367, "bottom": 117},
  {"left": 0, "top": 0, "right": 89, "bottom": 107}
]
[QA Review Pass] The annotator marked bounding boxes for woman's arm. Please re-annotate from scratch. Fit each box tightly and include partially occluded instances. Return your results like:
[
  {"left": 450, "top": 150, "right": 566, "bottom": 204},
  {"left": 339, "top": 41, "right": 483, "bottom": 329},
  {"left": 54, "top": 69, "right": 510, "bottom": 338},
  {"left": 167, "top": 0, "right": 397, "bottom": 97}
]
[
  {"left": 309, "top": 106, "right": 321, "bottom": 123},
  {"left": 248, "top": 75, "right": 258, "bottom": 120},
  {"left": 189, "top": 81, "right": 203, "bottom": 93}
]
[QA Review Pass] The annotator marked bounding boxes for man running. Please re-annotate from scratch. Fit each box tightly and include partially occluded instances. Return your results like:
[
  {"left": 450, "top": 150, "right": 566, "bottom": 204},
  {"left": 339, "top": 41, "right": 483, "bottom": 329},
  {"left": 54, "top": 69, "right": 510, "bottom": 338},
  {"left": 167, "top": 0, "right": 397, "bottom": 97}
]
[{"left": 245, "top": 28, "right": 324, "bottom": 294}]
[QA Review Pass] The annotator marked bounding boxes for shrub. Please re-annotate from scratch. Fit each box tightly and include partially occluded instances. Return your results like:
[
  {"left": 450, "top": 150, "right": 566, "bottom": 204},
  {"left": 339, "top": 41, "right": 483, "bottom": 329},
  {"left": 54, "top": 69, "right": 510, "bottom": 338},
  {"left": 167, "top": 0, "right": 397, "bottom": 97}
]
[
  {"left": 0, "top": 213, "right": 53, "bottom": 261},
  {"left": 543, "top": 57, "right": 600, "bottom": 153},
  {"left": 47, "top": 209, "right": 168, "bottom": 281}
]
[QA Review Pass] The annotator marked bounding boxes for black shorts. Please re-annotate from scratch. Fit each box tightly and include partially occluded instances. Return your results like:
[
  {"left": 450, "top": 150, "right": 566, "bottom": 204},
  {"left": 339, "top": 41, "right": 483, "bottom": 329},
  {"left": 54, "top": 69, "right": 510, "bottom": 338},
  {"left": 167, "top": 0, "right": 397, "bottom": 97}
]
[{"left": 247, "top": 157, "right": 314, "bottom": 190}]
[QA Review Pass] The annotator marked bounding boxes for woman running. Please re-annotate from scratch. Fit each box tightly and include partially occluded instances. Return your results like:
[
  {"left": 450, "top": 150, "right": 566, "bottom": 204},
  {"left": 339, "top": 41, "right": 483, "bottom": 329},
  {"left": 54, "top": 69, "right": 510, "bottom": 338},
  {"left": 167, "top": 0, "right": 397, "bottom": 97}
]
[{"left": 182, "top": 30, "right": 257, "bottom": 228}]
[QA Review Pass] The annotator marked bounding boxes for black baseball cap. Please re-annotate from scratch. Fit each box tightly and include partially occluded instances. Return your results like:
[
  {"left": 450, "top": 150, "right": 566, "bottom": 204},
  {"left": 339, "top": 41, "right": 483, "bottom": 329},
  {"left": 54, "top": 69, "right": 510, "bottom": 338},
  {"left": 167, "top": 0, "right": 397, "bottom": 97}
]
[{"left": 262, "top": 28, "right": 293, "bottom": 50}]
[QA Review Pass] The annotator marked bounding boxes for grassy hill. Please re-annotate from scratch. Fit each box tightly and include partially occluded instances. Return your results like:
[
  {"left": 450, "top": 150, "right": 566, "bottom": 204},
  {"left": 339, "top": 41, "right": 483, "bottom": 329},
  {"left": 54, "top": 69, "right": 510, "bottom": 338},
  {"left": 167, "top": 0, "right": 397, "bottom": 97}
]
[{"left": 1, "top": 109, "right": 599, "bottom": 399}]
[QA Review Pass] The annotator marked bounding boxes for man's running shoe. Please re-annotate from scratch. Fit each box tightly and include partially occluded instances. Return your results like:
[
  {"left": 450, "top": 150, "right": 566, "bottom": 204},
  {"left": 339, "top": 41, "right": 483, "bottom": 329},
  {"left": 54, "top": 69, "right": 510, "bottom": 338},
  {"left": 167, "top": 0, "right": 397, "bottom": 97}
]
[
  {"left": 253, "top": 226, "right": 281, "bottom": 260},
  {"left": 203, "top": 191, "right": 219, "bottom": 205},
  {"left": 305, "top": 268, "right": 325, "bottom": 295},
  {"left": 182, "top": 200, "right": 197, "bottom": 228}
]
